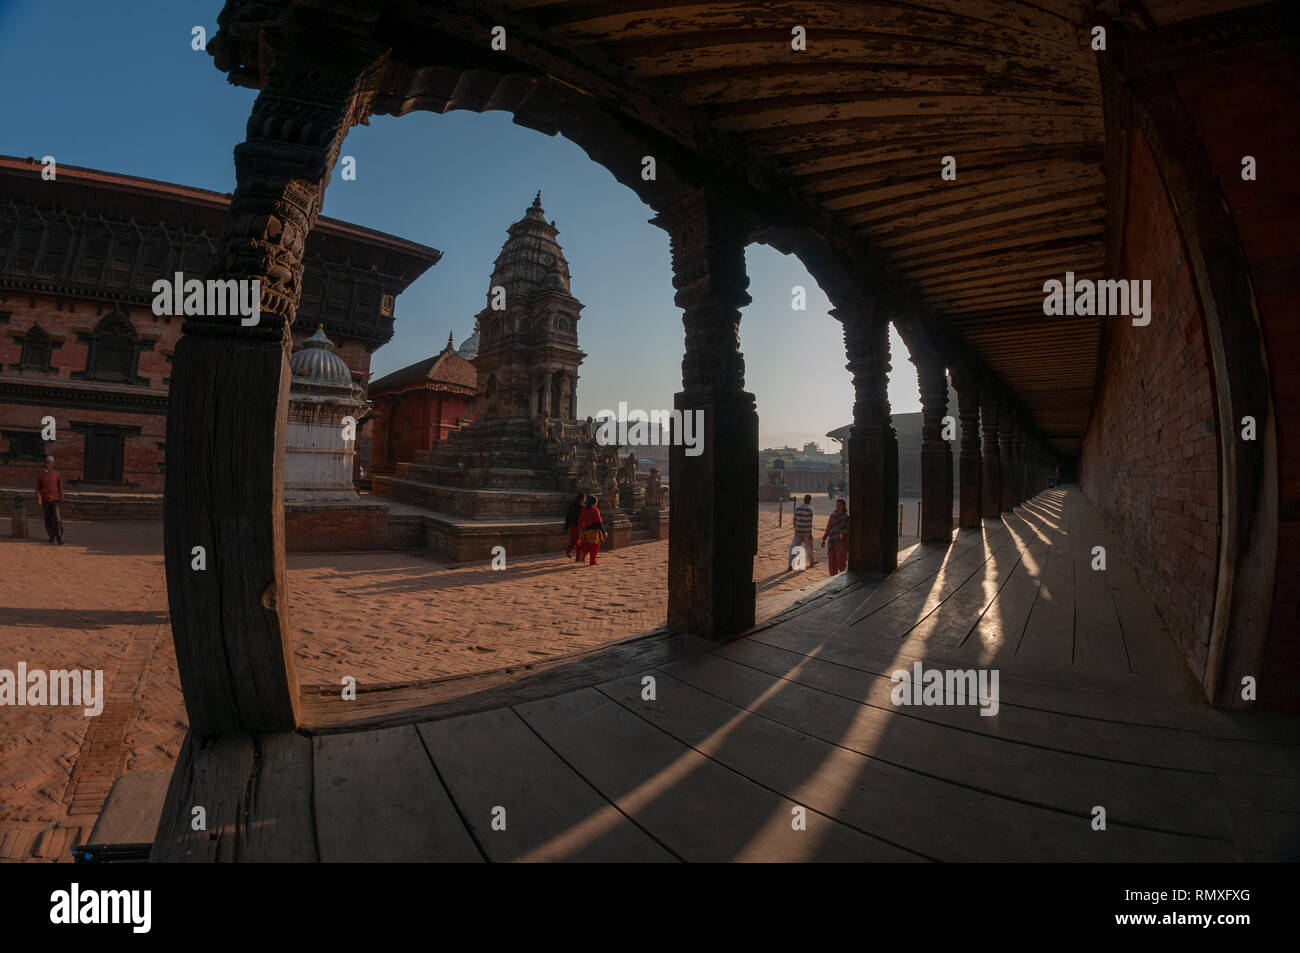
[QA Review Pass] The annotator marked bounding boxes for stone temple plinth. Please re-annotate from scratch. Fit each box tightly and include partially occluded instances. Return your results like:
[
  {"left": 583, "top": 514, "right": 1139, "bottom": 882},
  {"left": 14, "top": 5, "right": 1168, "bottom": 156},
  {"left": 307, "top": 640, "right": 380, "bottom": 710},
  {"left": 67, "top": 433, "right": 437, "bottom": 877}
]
[
  {"left": 285, "top": 327, "right": 389, "bottom": 550},
  {"left": 370, "top": 194, "right": 662, "bottom": 561}
]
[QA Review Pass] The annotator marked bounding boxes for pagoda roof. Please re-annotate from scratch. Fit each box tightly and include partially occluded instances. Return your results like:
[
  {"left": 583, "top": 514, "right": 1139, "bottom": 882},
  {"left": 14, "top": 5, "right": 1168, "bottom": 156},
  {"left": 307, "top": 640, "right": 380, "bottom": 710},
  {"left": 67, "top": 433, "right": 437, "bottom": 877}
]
[{"left": 369, "top": 344, "right": 477, "bottom": 395}]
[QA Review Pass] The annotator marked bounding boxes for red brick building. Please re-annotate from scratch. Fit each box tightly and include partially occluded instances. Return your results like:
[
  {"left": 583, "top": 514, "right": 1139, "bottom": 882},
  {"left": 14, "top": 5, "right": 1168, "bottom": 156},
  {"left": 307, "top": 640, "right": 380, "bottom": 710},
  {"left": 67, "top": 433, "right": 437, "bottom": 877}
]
[
  {"left": 366, "top": 333, "right": 477, "bottom": 474},
  {"left": 0, "top": 156, "right": 439, "bottom": 499}
]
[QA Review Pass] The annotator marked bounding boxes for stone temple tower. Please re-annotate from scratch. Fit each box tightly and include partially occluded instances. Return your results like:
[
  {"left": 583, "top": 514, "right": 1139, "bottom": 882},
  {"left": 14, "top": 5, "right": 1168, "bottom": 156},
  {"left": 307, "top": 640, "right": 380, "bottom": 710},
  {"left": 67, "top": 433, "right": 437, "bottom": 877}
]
[{"left": 471, "top": 192, "right": 585, "bottom": 424}]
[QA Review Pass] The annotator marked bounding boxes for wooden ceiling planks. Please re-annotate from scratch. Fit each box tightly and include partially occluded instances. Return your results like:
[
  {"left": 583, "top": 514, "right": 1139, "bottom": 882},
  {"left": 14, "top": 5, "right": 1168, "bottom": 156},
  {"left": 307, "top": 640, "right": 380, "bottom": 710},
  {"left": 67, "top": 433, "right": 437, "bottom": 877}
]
[{"left": 488, "top": 0, "right": 1222, "bottom": 455}]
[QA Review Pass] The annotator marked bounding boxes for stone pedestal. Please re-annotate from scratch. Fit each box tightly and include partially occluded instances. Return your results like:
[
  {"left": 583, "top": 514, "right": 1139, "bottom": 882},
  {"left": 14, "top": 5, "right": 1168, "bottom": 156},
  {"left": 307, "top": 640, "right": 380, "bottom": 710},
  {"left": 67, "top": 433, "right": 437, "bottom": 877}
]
[
  {"left": 640, "top": 503, "right": 670, "bottom": 539},
  {"left": 601, "top": 509, "right": 632, "bottom": 550},
  {"left": 11, "top": 495, "right": 27, "bottom": 538},
  {"left": 619, "top": 481, "right": 646, "bottom": 510}
]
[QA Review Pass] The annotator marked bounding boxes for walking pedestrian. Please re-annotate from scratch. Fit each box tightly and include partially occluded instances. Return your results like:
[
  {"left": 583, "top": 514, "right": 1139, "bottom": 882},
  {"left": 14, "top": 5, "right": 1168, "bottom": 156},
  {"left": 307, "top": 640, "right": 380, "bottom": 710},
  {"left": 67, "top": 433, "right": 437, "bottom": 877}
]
[
  {"left": 822, "top": 498, "right": 849, "bottom": 576},
  {"left": 827, "top": 481, "right": 834, "bottom": 501},
  {"left": 563, "top": 491, "right": 584, "bottom": 558},
  {"left": 792, "top": 493, "right": 817, "bottom": 569},
  {"left": 35, "top": 455, "right": 64, "bottom": 545},
  {"left": 575, "top": 495, "right": 607, "bottom": 565}
]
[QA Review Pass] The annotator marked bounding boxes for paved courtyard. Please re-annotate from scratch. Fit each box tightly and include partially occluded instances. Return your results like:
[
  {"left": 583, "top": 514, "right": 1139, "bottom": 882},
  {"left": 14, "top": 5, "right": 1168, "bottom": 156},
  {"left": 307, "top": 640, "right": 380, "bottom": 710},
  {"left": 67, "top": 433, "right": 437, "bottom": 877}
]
[{"left": 0, "top": 496, "right": 877, "bottom": 861}]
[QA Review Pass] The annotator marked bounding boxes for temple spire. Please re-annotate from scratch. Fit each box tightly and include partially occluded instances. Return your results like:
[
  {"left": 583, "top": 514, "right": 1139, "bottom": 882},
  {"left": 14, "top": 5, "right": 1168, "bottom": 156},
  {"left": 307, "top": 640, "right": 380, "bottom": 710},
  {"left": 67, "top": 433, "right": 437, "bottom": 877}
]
[{"left": 532, "top": 190, "right": 542, "bottom": 208}]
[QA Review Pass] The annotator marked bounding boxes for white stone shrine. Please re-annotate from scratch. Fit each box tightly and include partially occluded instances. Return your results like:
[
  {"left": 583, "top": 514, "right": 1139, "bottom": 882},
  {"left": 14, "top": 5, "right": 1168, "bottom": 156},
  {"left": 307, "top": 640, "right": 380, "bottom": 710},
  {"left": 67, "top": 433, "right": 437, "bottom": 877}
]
[{"left": 285, "top": 326, "right": 368, "bottom": 502}]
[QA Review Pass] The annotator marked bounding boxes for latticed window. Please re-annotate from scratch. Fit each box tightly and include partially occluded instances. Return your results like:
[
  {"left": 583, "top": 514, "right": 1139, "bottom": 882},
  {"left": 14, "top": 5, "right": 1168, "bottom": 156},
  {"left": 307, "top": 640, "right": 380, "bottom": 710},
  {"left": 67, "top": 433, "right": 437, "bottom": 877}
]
[
  {"left": 84, "top": 312, "right": 137, "bottom": 382},
  {"left": 19, "top": 323, "right": 52, "bottom": 370}
]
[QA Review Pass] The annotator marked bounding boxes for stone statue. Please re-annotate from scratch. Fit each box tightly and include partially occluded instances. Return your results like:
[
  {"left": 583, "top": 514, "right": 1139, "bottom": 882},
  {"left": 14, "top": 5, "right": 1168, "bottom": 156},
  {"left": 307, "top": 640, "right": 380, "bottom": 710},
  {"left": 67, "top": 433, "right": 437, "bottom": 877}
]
[
  {"left": 578, "top": 453, "right": 596, "bottom": 489},
  {"left": 581, "top": 416, "right": 594, "bottom": 440},
  {"left": 602, "top": 471, "right": 621, "bottom": 512},
  {"left": 598, "top": 441, "right": 620, "bottom": 466},
  {"left": 617, "top": 451, "right": 638, "bottom": 486},
  {"left": 645, "top": 467, "right": 664, "bottom": 506}
]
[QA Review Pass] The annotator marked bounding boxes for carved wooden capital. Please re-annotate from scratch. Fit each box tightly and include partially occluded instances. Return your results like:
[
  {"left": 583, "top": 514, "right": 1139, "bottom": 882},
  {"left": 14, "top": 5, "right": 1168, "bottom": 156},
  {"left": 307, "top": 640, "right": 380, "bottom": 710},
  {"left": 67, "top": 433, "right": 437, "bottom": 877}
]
[{"left": 653, "top": 190, "right": 752, "bottom": 393}]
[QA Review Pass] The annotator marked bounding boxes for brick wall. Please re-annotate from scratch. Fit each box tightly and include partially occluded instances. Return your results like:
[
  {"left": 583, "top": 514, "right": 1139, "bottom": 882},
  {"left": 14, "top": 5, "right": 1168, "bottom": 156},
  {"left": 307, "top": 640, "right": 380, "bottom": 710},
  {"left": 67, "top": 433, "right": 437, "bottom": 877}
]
[
  {"left": 0, "top": 296, "right": 172, "bottom": 491},
  {"left": 1081, "top": 129, "right": 1221, "bottom": 682},
  {"left": 1174, "top": 46, "right": 1300, "bottom": 709},
  {"left": 1, "top": 292, "right": 377, "bottom": 496},
  {"left": 285, "top": 502, "right": 391, "bottom": 552}
]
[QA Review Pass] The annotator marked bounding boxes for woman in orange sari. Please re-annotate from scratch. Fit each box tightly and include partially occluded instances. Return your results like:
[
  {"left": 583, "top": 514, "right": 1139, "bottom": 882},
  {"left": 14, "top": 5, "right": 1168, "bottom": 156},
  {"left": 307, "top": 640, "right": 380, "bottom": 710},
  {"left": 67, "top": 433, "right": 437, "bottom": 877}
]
[
  {"left": 821, "top": 497, "right": 849, "bottom": 576},
  {"left": 575, "top": 495, "right": 607, "bottom": 565}
]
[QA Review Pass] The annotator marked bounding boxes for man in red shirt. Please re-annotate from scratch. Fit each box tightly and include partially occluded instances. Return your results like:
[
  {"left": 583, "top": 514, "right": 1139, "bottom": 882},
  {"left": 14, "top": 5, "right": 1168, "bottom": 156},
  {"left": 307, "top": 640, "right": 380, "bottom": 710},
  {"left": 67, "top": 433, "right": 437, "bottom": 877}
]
[{"left": 35, "top": 455, "right": 64, "bottom": 544}]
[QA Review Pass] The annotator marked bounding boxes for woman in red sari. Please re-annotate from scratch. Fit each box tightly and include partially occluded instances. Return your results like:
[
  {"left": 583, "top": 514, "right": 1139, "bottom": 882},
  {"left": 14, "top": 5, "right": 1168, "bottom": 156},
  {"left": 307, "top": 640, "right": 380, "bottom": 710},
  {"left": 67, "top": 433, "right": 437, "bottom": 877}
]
[
  {"left": 575, "top": 495, "right": 607, "bottom": 565},
  {"left": 821, "top": 497, "right": 849, "bottom": 576}
]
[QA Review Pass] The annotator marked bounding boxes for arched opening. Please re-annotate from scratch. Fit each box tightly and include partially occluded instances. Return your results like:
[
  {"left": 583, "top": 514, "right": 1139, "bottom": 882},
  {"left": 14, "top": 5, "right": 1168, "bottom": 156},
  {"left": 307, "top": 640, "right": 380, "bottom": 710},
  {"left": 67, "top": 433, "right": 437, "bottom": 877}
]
[
  {"left": 80, "top": 311, "right": 141, "bottom": 383},
  {"left": 740, "top": 242, "right": 856, "bottom": 608}
]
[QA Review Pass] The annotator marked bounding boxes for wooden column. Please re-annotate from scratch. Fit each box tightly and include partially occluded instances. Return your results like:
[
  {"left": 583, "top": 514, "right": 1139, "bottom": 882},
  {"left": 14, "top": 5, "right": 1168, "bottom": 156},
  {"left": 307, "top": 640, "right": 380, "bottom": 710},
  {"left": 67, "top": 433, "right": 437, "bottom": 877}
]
[
  {"left": 979, "top": 386, "right": 1001, "bottom": 520},
  {"left": 656, "top": 191, "right": 758, "bottom": 639},
  {"left": 163, "top": 36, "right": 387, "bottom": 735},
  {"left": 915, "top": 349, "right": 952, "bottom": 544},
  {"left": 1010, "top": 415, "right": 1024, "bottom": 505},
  {"left": 836, "top": 302, "right": 897, "bottom": 573},
  {"left": 951, "top": 364, "right": 982, "bottom": 529},
  {"left": 998, "top": 398, "right": 1014, "bottom": 512}
]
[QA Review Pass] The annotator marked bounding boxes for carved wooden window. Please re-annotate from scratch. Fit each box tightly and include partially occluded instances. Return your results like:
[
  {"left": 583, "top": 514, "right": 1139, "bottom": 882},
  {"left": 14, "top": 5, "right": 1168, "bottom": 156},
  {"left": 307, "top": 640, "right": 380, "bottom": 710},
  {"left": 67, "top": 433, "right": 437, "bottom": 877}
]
[
  {"left": 1, "top": 430, "right": 44, "bottom": 463},
  {"left": 79, "top": 231, "right": 108, "bottom": 281},
  {"left": 84, "top": 312, "right": 137, "bottom": 382},
  {"left": 82, "top": 427, "right": 125, "bottom": 483},
  {"left": 107, "top": 235, "right": 138, "bottom": 286},
  {"left": 19, "top": 323, "right": 52, "bottom": 370}
]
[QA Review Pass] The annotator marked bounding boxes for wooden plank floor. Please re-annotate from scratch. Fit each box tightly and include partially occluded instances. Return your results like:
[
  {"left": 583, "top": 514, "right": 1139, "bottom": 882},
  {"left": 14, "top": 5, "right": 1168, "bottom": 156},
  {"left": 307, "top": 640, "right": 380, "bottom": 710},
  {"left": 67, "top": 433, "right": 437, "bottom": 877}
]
[{"left": 151, "top": 489, "right": 1300, "bottom": 862}]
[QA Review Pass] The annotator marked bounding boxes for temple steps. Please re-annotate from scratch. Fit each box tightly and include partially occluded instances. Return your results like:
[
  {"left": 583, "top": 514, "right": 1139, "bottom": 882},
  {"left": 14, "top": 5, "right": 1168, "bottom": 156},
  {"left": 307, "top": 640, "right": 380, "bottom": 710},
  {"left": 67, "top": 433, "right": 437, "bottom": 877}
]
[
  {"left": 393, "top": 461, "right": 572, "bottom": 491},
  {"left": 370, "top": 474, "right": 572, "bottom": 520}
]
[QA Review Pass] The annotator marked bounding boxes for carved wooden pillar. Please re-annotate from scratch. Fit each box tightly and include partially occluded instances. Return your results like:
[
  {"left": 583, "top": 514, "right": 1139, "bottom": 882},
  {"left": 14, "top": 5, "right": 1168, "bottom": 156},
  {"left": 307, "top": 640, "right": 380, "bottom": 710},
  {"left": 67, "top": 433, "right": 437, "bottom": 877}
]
[
  {"left": 836, "top": 302, "right": 897, "bottom": 572},
  {"left": 998, "top": 398, "right": 1014, "bottom": 511},
  {"left": 654, "top": 191, "right": 757, "bottom": 639},
  {"left": 951, "top": 364, "right": 983, "bottom": 528},
  {"left": 1009, "top": 414, "right": 1023, "bottom": 505},
  {"left": 1024, "top": 421, "right": 1034, "bottom": 501},
  {"left": 163, "top": 35, "right": 387, "bottom": 735},
  {"left": 915, "top": 349, "right": 951, "bottom": 544},
  {"left": 979, "top": 386, "right": 1001, "bottom": 519}
]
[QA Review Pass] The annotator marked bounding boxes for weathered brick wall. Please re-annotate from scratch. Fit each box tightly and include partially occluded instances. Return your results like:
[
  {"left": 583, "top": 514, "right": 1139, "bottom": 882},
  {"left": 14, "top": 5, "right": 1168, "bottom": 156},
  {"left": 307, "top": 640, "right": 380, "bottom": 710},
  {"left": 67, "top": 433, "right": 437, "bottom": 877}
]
[
  {"left": 1175, "top": 46, "right": 1300, "bottom": 708},
  {"left": 285, "top": 502, "right": 391, "bottom": 552},
  {"left": 1081, "top": 129, "right": 1220, "bottom": 682},
  {"left": 0, "top": 297, "right": 172, "bottom": 490},
  {"left": 1, "top": 293, "right": 376, "bottom": 495}
]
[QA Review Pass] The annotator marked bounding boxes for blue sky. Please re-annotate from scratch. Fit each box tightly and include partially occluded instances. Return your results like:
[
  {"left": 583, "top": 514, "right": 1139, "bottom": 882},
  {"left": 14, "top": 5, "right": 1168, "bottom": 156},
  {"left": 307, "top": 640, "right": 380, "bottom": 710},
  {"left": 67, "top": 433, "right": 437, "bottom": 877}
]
[{"left": 0, "top": 0, "right": 922, "bottom": 448}]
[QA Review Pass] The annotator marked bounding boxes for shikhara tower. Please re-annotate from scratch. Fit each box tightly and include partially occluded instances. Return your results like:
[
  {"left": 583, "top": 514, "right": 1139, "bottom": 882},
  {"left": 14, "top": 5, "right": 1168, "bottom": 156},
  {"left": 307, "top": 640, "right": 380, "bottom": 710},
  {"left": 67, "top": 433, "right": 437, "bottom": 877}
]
[{"left": 471, "top": 192, "right": 586, "bottom": 424}]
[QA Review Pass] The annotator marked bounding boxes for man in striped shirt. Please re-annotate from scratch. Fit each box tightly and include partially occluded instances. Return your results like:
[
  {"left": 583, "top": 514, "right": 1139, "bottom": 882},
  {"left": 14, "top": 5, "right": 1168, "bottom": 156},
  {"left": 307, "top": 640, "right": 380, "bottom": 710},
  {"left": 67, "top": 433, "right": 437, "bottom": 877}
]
[{"left": 792, "top": 494, "right": 817, "bottom": 569}]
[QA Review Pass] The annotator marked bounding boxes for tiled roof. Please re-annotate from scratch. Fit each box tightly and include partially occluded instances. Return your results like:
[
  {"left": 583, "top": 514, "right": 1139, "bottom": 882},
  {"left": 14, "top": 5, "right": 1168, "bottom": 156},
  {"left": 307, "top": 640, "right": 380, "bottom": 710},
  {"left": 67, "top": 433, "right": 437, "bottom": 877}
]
[{"left": 369, "top": 346, "right": 477, "bottom": 393}]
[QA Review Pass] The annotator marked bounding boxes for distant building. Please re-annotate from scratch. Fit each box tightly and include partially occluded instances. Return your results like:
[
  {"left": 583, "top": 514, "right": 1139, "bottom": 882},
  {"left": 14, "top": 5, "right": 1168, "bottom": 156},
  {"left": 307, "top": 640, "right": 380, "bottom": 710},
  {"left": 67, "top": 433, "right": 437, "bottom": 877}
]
[
  {"left": 825, "top": 382, "right": 962, "bottom": 500},
  {"left": 366, "top": 333, "right": 477, "bottom": 473},
  {"left": 0, "top": 156, "right": 439, "bottom": 498}
]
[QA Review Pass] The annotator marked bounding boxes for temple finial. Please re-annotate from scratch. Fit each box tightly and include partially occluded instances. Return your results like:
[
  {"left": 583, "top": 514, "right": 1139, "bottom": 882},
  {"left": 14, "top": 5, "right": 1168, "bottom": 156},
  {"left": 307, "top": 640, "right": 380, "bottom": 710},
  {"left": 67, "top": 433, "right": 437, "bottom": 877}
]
[
  {"left": 447, "top": 331, "right": 455, "bottom": 350},
  {"left": 532, "top": 190, "right": 542, "bottom": 208}
]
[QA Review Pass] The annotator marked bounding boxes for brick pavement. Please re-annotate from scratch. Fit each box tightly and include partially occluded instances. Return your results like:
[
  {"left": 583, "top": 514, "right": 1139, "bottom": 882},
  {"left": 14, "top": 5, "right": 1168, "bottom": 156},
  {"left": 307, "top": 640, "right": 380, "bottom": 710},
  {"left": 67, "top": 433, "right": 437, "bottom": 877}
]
[{"left": 0, "top": 496, "right": 892, "bottom": 860}]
